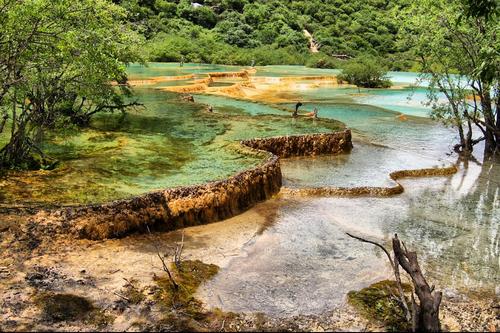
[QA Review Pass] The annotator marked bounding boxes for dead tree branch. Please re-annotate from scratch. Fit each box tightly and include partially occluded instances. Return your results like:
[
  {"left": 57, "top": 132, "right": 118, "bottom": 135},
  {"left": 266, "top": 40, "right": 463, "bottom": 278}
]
[
  {"left": 346, "top": 232, "right": 394, "bottom": 267},
  {"left": 392, "top": 234, "right": 442, "bottom": 332},
  {"left": 347, "top": 232, "right": 442, "bottom": 331},
  {"left": 146, "top": 225, "right": 179, "bottom": 291},
  {"left": 346, "top": 232, "right": 411, "bottom": 321},
  {"left": 174, "top": 231, "right": 184, "bottom": 270}
]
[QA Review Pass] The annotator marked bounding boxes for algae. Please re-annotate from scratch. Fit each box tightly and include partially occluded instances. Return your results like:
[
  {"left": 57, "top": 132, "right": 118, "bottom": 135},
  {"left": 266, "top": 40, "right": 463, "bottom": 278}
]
[
  {"left": 121, "top": 278, "right": 147, "bottom": 305},
  {"left": 347, "top": 280, "right": 412, "bottom": 332},
  {"left": 153, "top": 259, "right": 237, "bottom": 332}
]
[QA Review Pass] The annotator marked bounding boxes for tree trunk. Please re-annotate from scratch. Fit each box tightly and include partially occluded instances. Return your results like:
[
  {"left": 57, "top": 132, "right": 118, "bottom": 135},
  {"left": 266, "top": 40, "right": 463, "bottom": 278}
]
[
  {"left": 483, "top": 129, "right": 496, "bottom": 157},
  {"left": 481, "top": 91, "right": 498, "bottom": 157},
  {"left": 392, "top": 235, "right": 442, "bottom": 332},
  {"left": 495, "top": 89, "right": 500, "bottom": 153},
  {"left": 463, "top": 117, "right": 474, "bottom": 155},
  {"left": 0, "top": 131, "right": 30, "bottom": 168}
]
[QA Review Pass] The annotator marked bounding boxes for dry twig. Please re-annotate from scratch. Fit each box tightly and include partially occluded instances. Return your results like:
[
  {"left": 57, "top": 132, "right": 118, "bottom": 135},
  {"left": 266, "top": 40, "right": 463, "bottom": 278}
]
[{"left": 146, "top": 225, "right": 179, "bottom": 291}]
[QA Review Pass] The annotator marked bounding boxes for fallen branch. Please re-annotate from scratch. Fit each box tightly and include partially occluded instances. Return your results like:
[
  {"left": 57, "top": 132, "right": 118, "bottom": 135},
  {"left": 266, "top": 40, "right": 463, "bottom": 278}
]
[
  {"left": 113, "top": 291, "right": 131, "bottom": 303},
  {"left": 174, "top": 231, "right": 184, "bottom": 270},
  {"left": 346, "top": 232, "right": 394, "bottom": 267}
]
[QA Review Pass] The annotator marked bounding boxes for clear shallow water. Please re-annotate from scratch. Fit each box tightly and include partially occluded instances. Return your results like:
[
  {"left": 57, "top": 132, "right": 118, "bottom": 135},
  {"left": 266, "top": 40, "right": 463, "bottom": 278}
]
[
  {"left": 351, "top": 88, "right": 433, "bottom": 117},
  {"left": 0, "top": 80, "right": 342, "bottom": 205},
  {"left": 253, "top": 65, "right": 340, "bottom": 77},
  {"left": 279, "top": 102, "right": 457, "bottom": 161},
  {"left": 192, "top": 95, "right": 287, "bottom": 116},
  {"left": 281, "top": 142, "right": 450, "bottom": 189},
  {"left": 197, "top": 196, "right": 393, "bottom": 315},
  {"left": 199, "top": 155, "right": 499, "bottom": 316},
  {"left": 135, "top": 65, "right": 498, "bottom": 315},
  {"left": 126, "top": 62, "right": 245, "bottom": 79},
  {"left": 1, "top": 64, "right": 498, "bottom": 316},
  {"left": 0, "top": 89, "right": 261, "bottom": 205}
]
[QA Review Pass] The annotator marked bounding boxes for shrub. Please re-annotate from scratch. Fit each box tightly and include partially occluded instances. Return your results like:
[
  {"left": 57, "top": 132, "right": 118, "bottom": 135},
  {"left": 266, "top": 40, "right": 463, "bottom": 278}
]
[
  {"left": 306, "top": 53, "right": 341, "bottom": 69},
  {"left": 338, "top": 55, "right": 392, "bottom": 88}
]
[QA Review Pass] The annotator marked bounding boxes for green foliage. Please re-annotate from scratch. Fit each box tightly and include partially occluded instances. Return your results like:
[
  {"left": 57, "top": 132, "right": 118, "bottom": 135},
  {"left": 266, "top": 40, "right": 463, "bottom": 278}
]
[
  {"left": 147, "top": 32, "right": 306, "bottom": 65},
  {"left": 461, "top": 0, "right": 499, "bottom": 20},
  {"left": 338, "top": 56, "right": 392, "bottom": 88},
  {"left": 305, "top": 53, "right": 342, "bottom": 69},
  {"left": 214, "top": 11, "right": 258, "bottom": 47},
  {"left": 0, "top": 0, "right": 144, "bottom": 169},
  {"left": 399, "top": 0, "right": 500, "bottom": 155},
  {"left": 177, "top": 0, "right": 217, "bottom": 29},
  {"left": 154, "top": 260, "right": 222, "bottom": 330},
  {"left": 118, "top": 0, "right": 411, "bottom": 69}
]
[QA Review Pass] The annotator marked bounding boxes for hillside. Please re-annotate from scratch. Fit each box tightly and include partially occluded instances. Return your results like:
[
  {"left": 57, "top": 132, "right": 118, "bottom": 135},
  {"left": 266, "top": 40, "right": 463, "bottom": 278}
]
[{"left": 114, "top": 0, "right": 412, "bottom": 69}]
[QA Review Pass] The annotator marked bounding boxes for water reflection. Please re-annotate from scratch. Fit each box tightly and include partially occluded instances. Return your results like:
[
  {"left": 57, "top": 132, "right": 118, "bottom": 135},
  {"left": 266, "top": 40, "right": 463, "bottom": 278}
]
[
  {"left": 200, "top": 155, "right": 499, "bottom": 315},
  {"left": 395, "top": 156, "right": 499, "bottom": 295},
  {"left": 197, "top": 197, "right": 393, "bottom": 316},
  {"left": 2, "top": 64, "right": 497, "bottom": 315}
]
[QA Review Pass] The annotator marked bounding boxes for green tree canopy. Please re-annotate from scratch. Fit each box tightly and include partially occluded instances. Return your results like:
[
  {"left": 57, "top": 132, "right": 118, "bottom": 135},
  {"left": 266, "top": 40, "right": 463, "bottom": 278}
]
[
  {"left": 117, "top": 0, "right": 411, "bottom": 68},
  {"left": 400, "top": 0, "right": 499, "bottom": 156},
  {"left": 0, "top": 0, "right": 143, "bottom": 169},
  {"left": 338, "top": 56, "right": 392, "bottom": 89}
]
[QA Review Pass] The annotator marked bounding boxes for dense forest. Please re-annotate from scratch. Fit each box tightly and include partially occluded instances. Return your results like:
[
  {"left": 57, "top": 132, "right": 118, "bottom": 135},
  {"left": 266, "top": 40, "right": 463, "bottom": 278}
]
[{"left": 112, "top": 0, "right": 413, "bottom": 70}]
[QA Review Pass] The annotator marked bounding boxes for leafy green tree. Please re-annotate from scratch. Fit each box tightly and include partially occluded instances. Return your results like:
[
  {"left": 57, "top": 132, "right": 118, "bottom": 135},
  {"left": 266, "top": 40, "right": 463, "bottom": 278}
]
[
  {"left": 338, "top": 56, "right": 392, "bottom": 90},
  {"left": 242, "top": 2, "right": 268, "bottom": 26},
  {"left": 215, "top": 11, "right": 258, "bottom": 48},
  {"left": 223, "top": 0, "right": 247, "bottom": 13},
  {"left": 275, "top": 26, "right": 308, "bottom": 50},
  {"left": 154, "top": 0, "right": 177, "bottom": 18},
  {"left": 306, "top": 54, "right": 340, "bottom": 69},
  {"left": 0, "top": 0, "right": 143, "bottom": 169},
  {"left": 400, "top": 0, "right": 499, "bottom": 156},
  {"left": 177, "top": 0, "right": 217, "bottom": 29},
  {"left": 461, "top": 0, "right": 499, "bottom": 20}
]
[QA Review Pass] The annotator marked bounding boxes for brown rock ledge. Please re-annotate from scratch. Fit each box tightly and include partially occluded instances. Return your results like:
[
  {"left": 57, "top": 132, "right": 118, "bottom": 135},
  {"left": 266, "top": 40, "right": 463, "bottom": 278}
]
[
  {"left": 241, "top": 130, "right": 353, "bottom": 158},
  {"left": 31, "top": 130, "right": 352, "bottom": 240},
  {"left": 282, "top": 165, "right": 458, "bottom": 197}
]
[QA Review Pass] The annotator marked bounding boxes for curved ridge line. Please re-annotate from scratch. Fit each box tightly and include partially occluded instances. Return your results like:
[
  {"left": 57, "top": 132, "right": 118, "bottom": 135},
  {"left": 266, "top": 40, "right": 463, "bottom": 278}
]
[
  {"left": 0, "top": 129, "right": 350, "bottom": 213},
  {"left": 281, "top": 165, "right": 458, "bottom": 197},
  {"left": 126, "top": 74, "right": 195, "bottom": 86},
  {"left": 25, "top": 131, "right": 351, "bottom": 240}
]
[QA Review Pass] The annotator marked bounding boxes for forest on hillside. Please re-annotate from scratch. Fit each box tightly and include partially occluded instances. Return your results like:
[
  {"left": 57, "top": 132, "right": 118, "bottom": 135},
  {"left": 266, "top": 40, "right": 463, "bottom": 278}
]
[{"left": 112, "top": 0, "right": 413, "bottom": 70}]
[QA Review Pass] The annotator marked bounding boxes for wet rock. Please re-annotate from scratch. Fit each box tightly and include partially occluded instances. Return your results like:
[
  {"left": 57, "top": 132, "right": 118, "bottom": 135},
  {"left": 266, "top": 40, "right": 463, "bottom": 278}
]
[
  {"left": 180, "top": 94, "right": 195, "bottom": 102},
  {"left": 241, "top": 130, "right": 352, "bottom": 158}
]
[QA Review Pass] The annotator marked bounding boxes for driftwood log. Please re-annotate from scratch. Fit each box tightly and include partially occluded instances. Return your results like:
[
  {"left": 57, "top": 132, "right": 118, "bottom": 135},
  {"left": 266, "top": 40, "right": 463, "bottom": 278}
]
[{"left": 347, "top": 232, "right": 442, "bottom": 332}]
